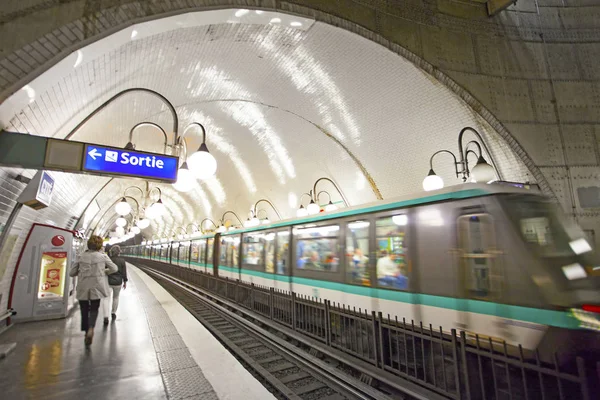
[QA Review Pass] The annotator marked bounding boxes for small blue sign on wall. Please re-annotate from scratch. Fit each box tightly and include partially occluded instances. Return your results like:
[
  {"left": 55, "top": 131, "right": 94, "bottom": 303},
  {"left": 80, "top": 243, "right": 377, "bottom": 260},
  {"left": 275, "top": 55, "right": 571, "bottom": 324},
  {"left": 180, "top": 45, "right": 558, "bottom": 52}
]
[{"left": 82, "top": 145, "right": 178, "bottom": 182}]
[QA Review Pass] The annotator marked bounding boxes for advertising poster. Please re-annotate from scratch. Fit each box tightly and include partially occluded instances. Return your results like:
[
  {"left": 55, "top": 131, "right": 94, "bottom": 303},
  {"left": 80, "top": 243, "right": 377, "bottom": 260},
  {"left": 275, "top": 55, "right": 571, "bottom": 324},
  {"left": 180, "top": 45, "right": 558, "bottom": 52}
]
[{"left": 38, "top": 252, "right": 68, "bottom": 299}]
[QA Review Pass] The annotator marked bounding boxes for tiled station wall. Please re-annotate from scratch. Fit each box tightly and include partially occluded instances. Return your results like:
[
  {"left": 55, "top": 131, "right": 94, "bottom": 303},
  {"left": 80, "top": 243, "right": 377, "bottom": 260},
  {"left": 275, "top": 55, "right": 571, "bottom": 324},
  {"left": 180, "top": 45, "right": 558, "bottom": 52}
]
[
  {"left": 1, "top": 0, "right": 600, "bottom": 312},
  {"left": 0, "top": 169, "right": 107, "bottom": 315}
]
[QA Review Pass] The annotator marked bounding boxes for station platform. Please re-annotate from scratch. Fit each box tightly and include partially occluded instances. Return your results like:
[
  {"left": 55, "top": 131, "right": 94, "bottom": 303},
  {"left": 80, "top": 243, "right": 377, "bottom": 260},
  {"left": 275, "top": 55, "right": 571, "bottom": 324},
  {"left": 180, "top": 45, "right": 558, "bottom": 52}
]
[{"left": 0, "top": 264, "right": 275, "bottom": 400}]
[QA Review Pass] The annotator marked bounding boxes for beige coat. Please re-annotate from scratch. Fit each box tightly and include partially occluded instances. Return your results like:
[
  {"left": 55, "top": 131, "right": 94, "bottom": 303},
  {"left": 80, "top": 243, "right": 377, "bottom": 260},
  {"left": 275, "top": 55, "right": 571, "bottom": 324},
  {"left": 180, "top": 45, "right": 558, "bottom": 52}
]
[{"left": 69, "top": 251, "right": 118, "bottom": 300}]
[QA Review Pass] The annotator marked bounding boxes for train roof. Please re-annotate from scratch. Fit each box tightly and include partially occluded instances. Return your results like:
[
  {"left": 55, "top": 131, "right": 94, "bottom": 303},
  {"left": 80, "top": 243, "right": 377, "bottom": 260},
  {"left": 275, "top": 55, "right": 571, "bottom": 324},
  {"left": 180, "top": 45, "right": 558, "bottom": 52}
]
[{"left": 167, "top": 182, "right": 543, "bottom": 241}]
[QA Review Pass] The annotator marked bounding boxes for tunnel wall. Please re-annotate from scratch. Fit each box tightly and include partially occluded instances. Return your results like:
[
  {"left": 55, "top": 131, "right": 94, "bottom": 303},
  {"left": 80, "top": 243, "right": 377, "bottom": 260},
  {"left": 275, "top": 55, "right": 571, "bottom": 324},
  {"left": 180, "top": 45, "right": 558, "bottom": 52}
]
[{"left": 1, "top": 1, "right": 600, "bottom": 314}]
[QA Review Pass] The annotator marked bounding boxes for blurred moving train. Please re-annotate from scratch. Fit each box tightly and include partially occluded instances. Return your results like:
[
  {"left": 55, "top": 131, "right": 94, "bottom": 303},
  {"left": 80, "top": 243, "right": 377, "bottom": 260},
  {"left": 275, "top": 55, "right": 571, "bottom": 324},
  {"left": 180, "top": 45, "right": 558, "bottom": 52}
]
[{"left": 122, "top": 183, "right": 600, "bottom": 357}]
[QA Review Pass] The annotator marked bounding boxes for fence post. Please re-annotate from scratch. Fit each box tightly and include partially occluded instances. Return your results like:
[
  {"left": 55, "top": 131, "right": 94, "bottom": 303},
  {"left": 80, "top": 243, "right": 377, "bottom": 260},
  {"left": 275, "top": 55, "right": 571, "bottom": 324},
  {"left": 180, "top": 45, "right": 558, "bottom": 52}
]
[
  {"left": 292, "top": 292, "right": 297, "bottom": 331},
  {"left": 250, "top": 283, "right": 255, "bottom": 312},
  {"left": 371, "top": 311, "right": 380, "bottom": 368},
  {"left": 451, "top": 329, "right": 463, "bottom": 400},
  {"left": 324, "top": 300, "right": 331, "bottom": 346},
  {"left": 236, "top": 280, "right": 240, "bottom": 305},
  {"left": 576, "top": 357, "right": 590, "bottom": 400},
  {"left": 225, "top": 277, "right": 229, "bottom": 299},
  {"left": 378, "top": 311, "right": 386, "bottom": 369},
  {"left": 269, "top": 288, "right": 274, "bottom": 320},
  {"left": 459, "top": 331, "right": 471, "bottom": 400}
]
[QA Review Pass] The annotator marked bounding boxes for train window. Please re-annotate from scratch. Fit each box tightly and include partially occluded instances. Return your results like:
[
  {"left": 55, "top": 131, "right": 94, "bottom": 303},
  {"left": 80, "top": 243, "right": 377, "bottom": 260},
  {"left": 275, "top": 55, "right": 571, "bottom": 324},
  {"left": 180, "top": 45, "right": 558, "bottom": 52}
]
[
  {"left": 276, "top": 230, "right": 290, "bottom": 275},
  {"left": 457, "top": 213, "right": 497, "bottom": 299},
  {"left": 376, "top": 215, "right": 409, "bottom": 290},
  {"left": 191, "top": 241, "right": 199, "bottom": 263},
  {"left": 180, "top": 243, "right": 190, "bottom": 265},
  {"left": 502, "top": 195, "right": 571, "bottom": 256},
  {"left": 346, "top": 221, "right": 370, "bottom": 286},
  {"left": 230, "top": 236, "right": 240, "bottom": 268},
  {"left": 295, "top": 225, "right": 340, "bottom": 272},
  {"left": 207, "top": 238, "right": 214, "bottom": 264},
  {"left": 242, "top": 233, "right": 265, "bottom": 270},
  {"left": 265, "top": 233, "right": 275, "bottom": 273},
  {"left": 220, "top": 238, "right": 228, "bottom": 266},
  {"left": 198, "top": 240, "right": 206, "bottom": 264}
]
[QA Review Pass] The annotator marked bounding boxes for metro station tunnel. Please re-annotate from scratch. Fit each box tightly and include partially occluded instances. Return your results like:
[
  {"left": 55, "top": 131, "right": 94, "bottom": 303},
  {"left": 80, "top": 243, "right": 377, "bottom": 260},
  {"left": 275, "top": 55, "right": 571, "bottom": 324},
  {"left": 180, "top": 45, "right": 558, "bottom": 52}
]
[{"left": 0, "top": 1, "right": 598, "bottom": 400}]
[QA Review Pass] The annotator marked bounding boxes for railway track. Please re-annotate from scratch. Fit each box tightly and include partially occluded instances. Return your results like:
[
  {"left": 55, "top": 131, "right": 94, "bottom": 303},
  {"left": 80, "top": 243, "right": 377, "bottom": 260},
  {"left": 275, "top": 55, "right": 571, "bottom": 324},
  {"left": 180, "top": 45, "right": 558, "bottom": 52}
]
[{"left": 142, "top": 266, "right": 392, "bottom": 400}]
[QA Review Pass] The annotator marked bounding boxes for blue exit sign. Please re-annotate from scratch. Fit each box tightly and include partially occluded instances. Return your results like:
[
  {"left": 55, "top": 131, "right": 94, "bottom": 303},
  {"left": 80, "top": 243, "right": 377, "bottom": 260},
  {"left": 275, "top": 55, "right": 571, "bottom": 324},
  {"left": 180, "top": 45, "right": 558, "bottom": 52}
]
[{"left": 82, "top": 145, "right": 178, "bottom": 182}]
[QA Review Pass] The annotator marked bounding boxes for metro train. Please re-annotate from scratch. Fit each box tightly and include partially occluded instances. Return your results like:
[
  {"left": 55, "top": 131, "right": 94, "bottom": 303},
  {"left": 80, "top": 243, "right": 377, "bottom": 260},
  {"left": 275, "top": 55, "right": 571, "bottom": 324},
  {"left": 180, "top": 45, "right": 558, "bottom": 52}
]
[{"left": 123, "top": 183, "right": 600, "bottom": 358}]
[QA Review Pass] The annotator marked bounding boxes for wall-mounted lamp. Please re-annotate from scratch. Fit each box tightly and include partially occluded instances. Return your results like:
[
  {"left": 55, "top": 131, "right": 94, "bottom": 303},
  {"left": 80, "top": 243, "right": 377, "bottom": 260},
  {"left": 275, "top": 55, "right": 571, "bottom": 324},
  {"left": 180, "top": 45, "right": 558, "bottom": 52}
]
[
  {"left": 172, "top": 226, "right": 187, "bottom": 240},
  {"left": 186, "top": 223, "right": 199, "bottom": 238},
  {"left": 296, "top": 177, "right": 350, "bottom": 217},
  {"left": 200, "top": 218, "right": 218, "bottom": 234},
  {"left": 115, "top": 198, "right": 132, "bottom": 216},
  {"left": 145, "top": 187, "right": 166, "bottom": 219},
  {"left": 218, "top": 211, "right": 243, "bottom": 233},
  {"left": 297, "top": 193, "right": 312, "bottom": 217},
  {"left": 257, "top": 209, "right": 270, "bottom": 225},
  {"left": 249, "top": 199, "right": 282, "bottom": 226},
  {"left": 125, "top": 122, "right": 169, "bottom": 154},
  {"left": 423, "top": 127, "right": 498, "bottom": 192},
  {"left": 183, "top": 123, "right": 217, "bottom": 180},
  {"left": 317, "top": 191, "right": 337, "bottom": 212}
]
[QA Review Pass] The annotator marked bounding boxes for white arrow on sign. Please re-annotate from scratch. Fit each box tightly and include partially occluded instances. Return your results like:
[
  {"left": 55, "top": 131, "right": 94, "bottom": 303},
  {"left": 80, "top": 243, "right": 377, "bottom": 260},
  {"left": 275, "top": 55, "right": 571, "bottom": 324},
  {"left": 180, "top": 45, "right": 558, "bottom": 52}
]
[{"left": 88, "top": 148, "right": 101, "bottom": 160}]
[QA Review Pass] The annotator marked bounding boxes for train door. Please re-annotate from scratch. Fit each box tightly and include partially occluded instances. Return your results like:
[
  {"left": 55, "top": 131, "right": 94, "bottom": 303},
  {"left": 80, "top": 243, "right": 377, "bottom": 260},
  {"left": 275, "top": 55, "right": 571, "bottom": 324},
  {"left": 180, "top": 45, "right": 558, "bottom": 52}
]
[{"left": 456, "top": 212, "right": 505, "bottom": 339}]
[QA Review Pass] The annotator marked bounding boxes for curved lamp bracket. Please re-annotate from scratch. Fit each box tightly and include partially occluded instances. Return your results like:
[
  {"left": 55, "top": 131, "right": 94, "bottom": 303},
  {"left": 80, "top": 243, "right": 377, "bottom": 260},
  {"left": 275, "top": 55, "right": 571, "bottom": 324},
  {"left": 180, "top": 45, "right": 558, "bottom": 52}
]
[
  {"left": 312, "top": 177, "right": 349, "bottom": 207},
  {"left": 126, "top": 122, "right": 169, "bottom": 154},
  {"left": 64, "top": 88, "right": 179, "bottom": 145},
  {"left": 253, "top": 198, "right": 282, "bottom": 221},
  {"left": 220, "top": 211, "right": 243, "bottom": 227}
]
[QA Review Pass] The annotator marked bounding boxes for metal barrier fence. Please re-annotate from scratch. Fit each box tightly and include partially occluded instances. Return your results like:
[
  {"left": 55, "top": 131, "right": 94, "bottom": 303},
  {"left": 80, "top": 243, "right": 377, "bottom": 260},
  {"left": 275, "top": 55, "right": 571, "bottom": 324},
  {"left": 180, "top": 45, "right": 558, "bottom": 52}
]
[{"left": 129, "top": 258, "right": 595, "bottom": 400}]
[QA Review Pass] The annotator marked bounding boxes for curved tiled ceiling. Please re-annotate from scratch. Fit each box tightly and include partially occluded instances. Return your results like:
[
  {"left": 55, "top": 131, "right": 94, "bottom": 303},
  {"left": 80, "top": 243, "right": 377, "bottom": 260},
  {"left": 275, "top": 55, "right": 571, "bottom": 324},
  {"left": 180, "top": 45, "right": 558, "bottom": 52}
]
[{"left": 0, "top": 10, "right": 534, "bottom": 240}]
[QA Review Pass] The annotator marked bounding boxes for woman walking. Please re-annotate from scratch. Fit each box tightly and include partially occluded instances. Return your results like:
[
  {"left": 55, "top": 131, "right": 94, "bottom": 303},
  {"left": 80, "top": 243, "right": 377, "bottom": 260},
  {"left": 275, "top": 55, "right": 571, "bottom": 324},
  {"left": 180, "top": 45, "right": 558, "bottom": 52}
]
[
  {"left": 69, "top": 235, "right": 118, "bottom": 346},
  {"left": 102, "top": 245, "right": 128, "bottom": 324}
]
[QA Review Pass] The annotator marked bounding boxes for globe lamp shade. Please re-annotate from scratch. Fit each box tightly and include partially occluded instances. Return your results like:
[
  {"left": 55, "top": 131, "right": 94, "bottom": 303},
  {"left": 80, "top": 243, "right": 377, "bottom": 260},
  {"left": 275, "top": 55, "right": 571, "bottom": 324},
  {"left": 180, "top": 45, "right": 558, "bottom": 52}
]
[
  {"left": 262, "top": 218, "right": 270, "bottom": 225},
  {"left": 115, "top": 198, "right": 131, "bottom": 216},
  {"left": 115, "top": 217, "right": 127, "bottom": 227},
  {"left": 325, "top": 201, "right": 337, "bottom": 212},
  {"left": 151, "top": 199, "right": 166, "bottom": 217},
  {"left": 115, "top": 226, "right": 125, "bottom": 236},
  {"left": 251, "top": 216, "right": 260, "bottom": 226},
  {"left": 307, "top": 200, "right": 320, "bottom": 215},
  {"left": 132, "top": 226, "right": 141, "bottom": 234},
  {"left": 243, "top": 219, "right": 251, "bottom": 228},
  {"left": 217, "top": 225, "right": 226, "bottom": 233},
  {"left": 187, "top": 143, "right": 217, "bottom": 180},
  {"left": 137, "top": 218, "right": 150, "bottom": 229},
  {"left": 423, "top": 170, "right": 444, "bottom": 191},
  {"left": 471, "top": 157, "right": 496, "bottom": 183},
  {"left": 297, "top": 206, "right": 308, "bottom": 217},
  {"left": 173, "top": 163, "right": 196, "bottom": 192}
]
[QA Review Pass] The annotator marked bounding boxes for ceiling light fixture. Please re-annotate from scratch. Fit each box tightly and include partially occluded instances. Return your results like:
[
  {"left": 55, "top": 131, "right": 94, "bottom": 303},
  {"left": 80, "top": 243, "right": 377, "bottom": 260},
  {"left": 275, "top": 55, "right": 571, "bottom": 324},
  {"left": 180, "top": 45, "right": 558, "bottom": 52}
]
[
  {"left": 184, "top": 123, "right": 217, "bottom": 180},
  {"left": 423, "top": 127, "right": 498, "bottom": 191},
  {"left": 115, "top": 198, "right": 132, "bottom": 216},
  {"left": 173, "top": 161, "right": 195, "bottom": 192},
  {"left": 137, "top": 218, "right": 150, "bottom": 229}
]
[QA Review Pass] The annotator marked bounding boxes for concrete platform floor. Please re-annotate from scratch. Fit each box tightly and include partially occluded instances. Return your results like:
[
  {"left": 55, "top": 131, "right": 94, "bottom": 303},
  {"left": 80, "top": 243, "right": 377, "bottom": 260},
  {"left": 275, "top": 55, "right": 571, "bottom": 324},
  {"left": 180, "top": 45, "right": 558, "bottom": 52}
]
[{"left": 0, "top": 265, "right": 275, "bottom": 400}]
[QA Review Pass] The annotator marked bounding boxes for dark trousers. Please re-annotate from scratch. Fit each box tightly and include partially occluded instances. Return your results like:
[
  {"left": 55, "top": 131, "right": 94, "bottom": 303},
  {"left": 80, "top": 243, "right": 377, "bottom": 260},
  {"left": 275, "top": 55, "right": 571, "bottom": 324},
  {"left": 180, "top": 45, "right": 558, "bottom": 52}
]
[{"left": 79, "top": 299, "right": 100, "bottom": 332}]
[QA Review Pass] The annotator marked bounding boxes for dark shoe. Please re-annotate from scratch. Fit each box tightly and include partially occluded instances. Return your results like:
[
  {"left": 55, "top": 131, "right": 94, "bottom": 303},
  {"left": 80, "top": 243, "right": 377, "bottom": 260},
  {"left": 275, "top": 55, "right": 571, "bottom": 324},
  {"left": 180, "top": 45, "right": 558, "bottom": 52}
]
[
  {"left": 103, "top": 317, "right": 109, "bottom": 325},
  {"left": 111, "top": 313, "right": 116, "bottom": 320}
]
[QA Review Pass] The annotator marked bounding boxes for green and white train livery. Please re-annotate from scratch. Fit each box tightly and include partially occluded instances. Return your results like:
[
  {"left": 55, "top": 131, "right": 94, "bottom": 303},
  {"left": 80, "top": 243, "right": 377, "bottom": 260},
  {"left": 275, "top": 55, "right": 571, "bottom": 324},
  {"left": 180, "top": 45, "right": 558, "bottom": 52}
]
[{"left": 124, "top": 184, "right": 600, "bottom": 359}]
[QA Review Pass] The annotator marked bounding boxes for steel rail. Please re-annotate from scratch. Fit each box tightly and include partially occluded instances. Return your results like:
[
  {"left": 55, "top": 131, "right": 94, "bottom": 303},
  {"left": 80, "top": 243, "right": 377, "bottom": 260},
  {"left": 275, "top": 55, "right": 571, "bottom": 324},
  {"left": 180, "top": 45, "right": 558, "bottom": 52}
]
[{"left": 138, "top": 264, "right": 392, "bottom": 400}]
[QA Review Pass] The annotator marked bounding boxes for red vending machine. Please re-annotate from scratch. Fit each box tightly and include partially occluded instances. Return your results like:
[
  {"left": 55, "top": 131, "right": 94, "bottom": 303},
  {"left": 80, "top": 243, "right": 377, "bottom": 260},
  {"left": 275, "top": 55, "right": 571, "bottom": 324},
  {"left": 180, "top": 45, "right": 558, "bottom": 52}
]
[{"left": 9, "top": 224, "right": 78, "bottom": 321}]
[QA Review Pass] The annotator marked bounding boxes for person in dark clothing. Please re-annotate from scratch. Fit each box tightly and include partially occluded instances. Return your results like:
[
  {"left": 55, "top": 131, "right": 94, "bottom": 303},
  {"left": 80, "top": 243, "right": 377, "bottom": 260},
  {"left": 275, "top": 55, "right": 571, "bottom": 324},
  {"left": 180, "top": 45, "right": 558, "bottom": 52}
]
[
  {"left": 101, "top": 245, "right": 128, "bottom": 324},
  {"left": 69, "top": 235, "right": 118, "bottom": 346}
]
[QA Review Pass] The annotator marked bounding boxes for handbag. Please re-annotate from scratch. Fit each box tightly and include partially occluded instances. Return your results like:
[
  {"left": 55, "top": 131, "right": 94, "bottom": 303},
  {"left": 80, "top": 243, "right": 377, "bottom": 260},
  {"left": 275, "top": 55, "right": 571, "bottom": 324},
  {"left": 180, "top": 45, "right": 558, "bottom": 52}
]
[{"left": 108, "top": 272, "right": 122, "bottom": 286}]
